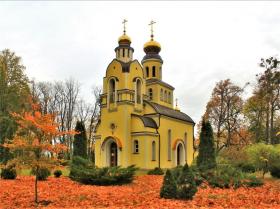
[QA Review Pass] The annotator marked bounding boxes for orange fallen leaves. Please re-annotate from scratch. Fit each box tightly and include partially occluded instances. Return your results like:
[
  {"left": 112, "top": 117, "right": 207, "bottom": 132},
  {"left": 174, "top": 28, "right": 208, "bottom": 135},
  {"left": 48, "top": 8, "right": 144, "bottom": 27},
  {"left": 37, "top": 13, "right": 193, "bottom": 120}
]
[{"left": 0, "top": 175, "right": 280, "bottom": 209}]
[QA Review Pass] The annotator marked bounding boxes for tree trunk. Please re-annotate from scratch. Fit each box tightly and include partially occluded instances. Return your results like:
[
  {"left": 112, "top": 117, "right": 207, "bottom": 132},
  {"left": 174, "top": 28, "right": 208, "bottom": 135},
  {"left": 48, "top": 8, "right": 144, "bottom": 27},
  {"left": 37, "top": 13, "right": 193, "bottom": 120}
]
[
  {"left": 35, "top": 170, "right": 38, "bottom": 204},
  {"left": 265, "top": 104, "right": 271, "bottom": 144},
  {"left": 270, "top": 105, "right": 274, "bottom": 144}
]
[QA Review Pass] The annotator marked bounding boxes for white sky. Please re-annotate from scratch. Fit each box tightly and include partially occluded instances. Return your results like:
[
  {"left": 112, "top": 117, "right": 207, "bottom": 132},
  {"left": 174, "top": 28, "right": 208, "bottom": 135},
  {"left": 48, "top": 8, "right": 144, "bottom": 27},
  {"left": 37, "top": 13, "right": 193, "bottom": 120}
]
[{"left": 1, "top": 1, "right": 280, "bottom": 125}]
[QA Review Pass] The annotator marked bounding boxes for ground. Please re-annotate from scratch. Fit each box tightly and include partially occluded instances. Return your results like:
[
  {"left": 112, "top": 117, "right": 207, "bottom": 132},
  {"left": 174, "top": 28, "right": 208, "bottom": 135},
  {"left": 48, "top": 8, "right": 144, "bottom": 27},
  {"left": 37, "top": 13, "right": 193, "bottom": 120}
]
[{"left": 1, "top": 175, "right": 280, "bottom": 209}]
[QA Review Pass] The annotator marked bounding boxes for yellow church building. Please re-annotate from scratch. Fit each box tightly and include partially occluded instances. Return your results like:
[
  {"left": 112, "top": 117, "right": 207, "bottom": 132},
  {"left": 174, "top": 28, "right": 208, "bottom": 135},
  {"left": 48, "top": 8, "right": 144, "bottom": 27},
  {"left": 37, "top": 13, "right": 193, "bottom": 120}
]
[{"left": 94, "top": 21, "right": 195, "bottom": 169}]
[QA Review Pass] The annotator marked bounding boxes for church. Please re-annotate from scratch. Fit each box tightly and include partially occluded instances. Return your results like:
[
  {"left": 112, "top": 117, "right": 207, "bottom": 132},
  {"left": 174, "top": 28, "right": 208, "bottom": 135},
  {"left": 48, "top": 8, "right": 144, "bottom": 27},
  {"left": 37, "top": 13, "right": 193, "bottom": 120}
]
[{"left": 94, "top": 20, "right": 195, "bottom": 169}]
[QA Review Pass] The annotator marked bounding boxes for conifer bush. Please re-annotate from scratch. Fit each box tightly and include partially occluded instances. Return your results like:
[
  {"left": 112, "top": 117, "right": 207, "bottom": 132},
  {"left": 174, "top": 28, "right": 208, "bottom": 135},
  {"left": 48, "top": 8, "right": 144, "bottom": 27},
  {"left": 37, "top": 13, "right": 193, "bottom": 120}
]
[
  {"left": 147, "top": 167, "right": 164, "bottom": 175},
  {"left": 69, "top": 156, "right": 138, "bottom": 185},
  {"left": 0, "top": 164, "right": 17, "bottom": 179},
  {"left": 54, "top": 170, "right": 62, "bottom": 178},
  {"left": 269, "top": 165, "right": 280, "bottom": 178},
  {"left": 160, "top": 169, "right": 177, "bottom": 199},
  {"left": 197, "top": 120, "right": 216, "bottom": 171},
  {"left": 73, "top": 121, "right": 88, "bottom": 159},
  {"left": 176, "top": 164, "right": 198, "bottom": 200}
]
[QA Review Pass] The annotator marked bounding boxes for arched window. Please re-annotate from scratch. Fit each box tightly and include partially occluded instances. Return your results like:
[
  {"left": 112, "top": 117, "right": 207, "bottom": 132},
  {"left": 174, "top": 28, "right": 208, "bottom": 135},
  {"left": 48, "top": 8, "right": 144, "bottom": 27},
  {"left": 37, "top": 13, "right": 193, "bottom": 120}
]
[
  {"left": 164, "top": 90, "right": 167, "bottom": 102},
  {"left": 168, "top": 129, "right": 171, "bottom": 161},
  {"left": 134, "top": 140, "right": 139, "bottom": 153},
  {"left": 149, "top": 88, "right": 153, "bottom": 100},
  {"left": 152, "top": 141, "right": 156, "bottom": 161},
  {"left": 168, "top": 92, "right": 171, "bottom": 103},
  {"left": 160, "top": 89, "right": 163, "bottom": 101},
  {"left": 136, "top": 79, "right": 141, "bottom": 104},
  {"left": 109, "top": 79, "right": 116, "bottom": 103},
  {"left": 146, "top": 67, "right": 149, "bottom": 78},
  {"left": 152, "top": 66, "right": 156, "bottom": 77}
]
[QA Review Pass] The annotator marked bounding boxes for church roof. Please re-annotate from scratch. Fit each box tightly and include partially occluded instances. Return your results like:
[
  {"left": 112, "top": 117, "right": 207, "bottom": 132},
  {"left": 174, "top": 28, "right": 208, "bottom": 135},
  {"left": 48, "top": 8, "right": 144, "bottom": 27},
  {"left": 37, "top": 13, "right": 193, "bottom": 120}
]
[
  {"left": 146, "top": 101, "right": 195, "bottom": 124},
  {"left": 146, "top": 78, "right": 175, "bottom": 90},
  {"left": 133, "top": 114, "right": 158, "bottom": 129}
]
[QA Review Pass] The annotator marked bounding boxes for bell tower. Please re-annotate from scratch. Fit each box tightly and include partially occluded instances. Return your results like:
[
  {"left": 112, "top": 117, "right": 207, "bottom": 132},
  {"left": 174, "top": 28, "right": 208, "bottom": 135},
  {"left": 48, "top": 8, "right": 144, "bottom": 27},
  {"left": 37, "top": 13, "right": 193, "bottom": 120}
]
[
  {"left": 115, "top": 19, "right": 134, "bottom": 63},
  {"left": 142, "top": 21, "right": 174, "bottom": 108}
]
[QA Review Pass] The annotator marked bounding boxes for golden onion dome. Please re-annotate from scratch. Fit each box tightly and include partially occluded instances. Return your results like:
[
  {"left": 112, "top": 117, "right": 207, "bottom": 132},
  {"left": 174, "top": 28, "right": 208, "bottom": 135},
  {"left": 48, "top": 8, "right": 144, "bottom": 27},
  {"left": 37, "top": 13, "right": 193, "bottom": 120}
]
[
  {"left": 118, "top": 34, "right": 131, "bottom": 43},
  {"left": 143, "top": 40, "right": 161, "bottom": 50}
]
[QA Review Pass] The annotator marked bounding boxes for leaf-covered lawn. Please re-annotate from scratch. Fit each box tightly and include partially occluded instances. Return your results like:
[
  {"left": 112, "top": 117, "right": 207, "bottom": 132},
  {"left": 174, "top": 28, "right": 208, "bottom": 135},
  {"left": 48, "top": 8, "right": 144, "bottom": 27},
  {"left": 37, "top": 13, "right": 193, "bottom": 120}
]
[{"left": 1, "top": 175, "right": 280, "bottom": 209}]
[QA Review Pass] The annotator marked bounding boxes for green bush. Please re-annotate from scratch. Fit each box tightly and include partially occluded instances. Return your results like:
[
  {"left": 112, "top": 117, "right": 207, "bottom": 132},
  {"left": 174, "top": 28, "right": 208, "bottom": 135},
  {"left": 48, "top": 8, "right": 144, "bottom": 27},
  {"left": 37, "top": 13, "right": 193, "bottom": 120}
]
[
  {"left": 160, "top": 169, "right": 177, "bottom": 199},
  {"left": 31, "top": 167, "right": 51, "bottom": 181},
  {"left": 176, "top": 164, "right": 197, "bottom": 200},
  {"left": 190, "top": 165, "right": 204, "bottom": 186},
  {"left": 245, "top": 143, "right": 280, "bottom": 177},
  {"left": 243, "top": 175, "right": 264, "bottom": 187},
  {"left": 238, "top": 163, "right": 256, "bottom": 173},
  {"left": 269, "top": 165, "right": 280, "bottom": 178},
  {"left": 0, "top": 166, "right": 17, "bottom": 179},
  {"left": 70, "top": 157, "right": 138, "bottom": 185},
  {"left": 197, "top": 120, "right": 216, "bottom": 171},
  {"left": 171, "top": 165, "right": 183, "bottom": 183},
  {"left": 147, "top": 167, "right": 164, "bottom": 175},
  {"left": 53, "top": 170, "right": 62, "bottom": 178},
  {"left": 205, "top": 164, "right": 263, "bottom": 189}
]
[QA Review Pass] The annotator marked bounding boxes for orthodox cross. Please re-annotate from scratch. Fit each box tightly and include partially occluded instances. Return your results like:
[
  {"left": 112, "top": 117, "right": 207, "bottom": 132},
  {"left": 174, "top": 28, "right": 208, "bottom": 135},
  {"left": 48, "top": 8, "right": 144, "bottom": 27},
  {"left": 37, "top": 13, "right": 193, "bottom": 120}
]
[
  {"left": 149, "top": 20, "right": 156, "bottom": 40},
  {"left": 122, "top": 19, "right": 128, "bottom": 34}
]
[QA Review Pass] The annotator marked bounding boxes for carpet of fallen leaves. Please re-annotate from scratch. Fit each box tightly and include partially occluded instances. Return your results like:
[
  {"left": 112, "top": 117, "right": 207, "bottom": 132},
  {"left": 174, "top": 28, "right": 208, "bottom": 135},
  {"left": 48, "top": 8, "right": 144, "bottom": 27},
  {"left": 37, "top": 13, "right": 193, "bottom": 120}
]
[{"left": 1, "top": 175, "right": 280, "bottom": 209}]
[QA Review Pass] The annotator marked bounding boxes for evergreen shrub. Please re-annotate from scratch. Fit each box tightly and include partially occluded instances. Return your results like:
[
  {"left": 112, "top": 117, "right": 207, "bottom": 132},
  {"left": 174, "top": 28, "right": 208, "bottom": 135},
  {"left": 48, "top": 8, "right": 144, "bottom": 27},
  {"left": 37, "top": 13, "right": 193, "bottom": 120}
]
[
  {"left": 69, "top": 156, "right": 138, "bottom": 185},
  {"left": 160, "top": 169, "right": 177, "bottom": 199},
  {"left": 176, "top": 164, "right": 198, "bottom": 200},
  {"left": 147, "top": 167, "right": 164, "bottom": 175},
  {"left": 54, "top": 170, "right": 62, "bottom": 178},
  {"left": 0, "top": 165, "right": 17, "bottom": 179},
  {"left": 269, "top": 165, "right": 280, "bottom": 178}
]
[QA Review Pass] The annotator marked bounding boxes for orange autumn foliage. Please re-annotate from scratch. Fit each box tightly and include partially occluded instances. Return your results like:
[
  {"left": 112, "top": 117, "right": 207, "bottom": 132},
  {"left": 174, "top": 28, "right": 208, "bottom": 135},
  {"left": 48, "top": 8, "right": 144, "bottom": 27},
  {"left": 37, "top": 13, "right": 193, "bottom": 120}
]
[
  {"left": 0, "top": 175, "right": 280, "bottom": 209},
  {"left": 4, "top": 103, "right": 75, "bottom": 155}
]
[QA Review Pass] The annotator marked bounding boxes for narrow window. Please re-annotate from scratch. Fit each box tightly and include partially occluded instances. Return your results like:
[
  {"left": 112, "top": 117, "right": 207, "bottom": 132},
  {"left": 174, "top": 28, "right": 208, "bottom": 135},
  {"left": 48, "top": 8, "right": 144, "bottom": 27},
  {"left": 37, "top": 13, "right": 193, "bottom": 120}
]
[
  {"left": 168, "top": 92, "right": 171, "bottom": 103},
  {"left": 109, "top": 79, "right": 116, "bottom": 103},
  {"left": 152, "top": 141, "right": 156, "bottom": 161},
  {"left": 149, "top": 88, "right": 153, "bottom": 100},
  {"left": 164, "top": 90, "right": 167, "bottom": 102},
  {"left": 152, "top": 66, "right": 156, "bottom": 77},
  {"left": 146, "top": 67, "right": 149, "bottom": 77},
  {"left": 168, "top": 130, "right": 171, "bottom": 161},
  {"left": 134, "top": 140, "right": 139, "bottom": 153},
  {"left": 123, "top": 49, "right": 125, "bottom": 57},
  {"left": 136, "top": 79, "right": 141, "bottom": 104},
  {"left": 160, "top": 89, "right": 163, "bottom": 101}
]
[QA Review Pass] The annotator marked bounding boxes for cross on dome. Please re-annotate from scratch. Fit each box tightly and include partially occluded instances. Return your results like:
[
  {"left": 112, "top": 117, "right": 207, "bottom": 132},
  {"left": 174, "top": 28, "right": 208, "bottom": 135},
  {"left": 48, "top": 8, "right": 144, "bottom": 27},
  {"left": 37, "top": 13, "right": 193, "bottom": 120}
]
[
  {"left": 122, "top": 19, "right": 128, "bottom": 35},
  {"left": 148, "top": 20, "right": 156, "bottom": 40}
]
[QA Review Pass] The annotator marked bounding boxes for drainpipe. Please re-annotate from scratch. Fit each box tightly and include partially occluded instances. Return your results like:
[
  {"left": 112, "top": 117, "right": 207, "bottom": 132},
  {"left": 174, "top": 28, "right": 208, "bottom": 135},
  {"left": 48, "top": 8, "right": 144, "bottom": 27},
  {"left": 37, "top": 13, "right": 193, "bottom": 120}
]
[
  {"left": 193, "top": 124, "right": 195, "bottom": 161},
  {"left": 157, "top": 114, "right": 161, "bottom": 168}
]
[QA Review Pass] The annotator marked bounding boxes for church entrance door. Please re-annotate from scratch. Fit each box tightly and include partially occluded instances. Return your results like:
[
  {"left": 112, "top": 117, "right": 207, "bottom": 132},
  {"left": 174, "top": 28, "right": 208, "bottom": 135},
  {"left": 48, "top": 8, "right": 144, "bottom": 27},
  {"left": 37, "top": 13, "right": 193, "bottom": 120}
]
[
  {"left": 177, "top": 143, "right": 184, "bottom": 166},
  {"left": 110, "top": 142, "right": 118, "bottom": 167}
]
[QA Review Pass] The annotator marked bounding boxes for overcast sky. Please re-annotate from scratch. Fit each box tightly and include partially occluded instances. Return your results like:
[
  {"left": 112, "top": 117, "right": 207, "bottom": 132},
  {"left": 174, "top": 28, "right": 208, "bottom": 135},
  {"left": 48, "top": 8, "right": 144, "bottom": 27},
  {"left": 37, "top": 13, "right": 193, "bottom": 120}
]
[{"left": 1, "top": 1, "right": 280, "bottom": 125}]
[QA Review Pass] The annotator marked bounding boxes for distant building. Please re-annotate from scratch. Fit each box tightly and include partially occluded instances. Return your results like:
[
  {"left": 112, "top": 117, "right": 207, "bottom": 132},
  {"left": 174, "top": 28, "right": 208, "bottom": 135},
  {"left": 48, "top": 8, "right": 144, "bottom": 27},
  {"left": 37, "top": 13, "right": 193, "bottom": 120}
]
[{"left": 94, "top": 21, "right": 195, "bottom": 169}]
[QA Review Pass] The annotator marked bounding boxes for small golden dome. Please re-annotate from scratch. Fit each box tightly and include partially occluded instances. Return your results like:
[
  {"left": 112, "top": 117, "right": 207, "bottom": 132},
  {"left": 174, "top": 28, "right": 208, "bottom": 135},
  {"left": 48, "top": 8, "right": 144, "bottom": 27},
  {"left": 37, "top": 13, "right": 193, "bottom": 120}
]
[
  {"left": 174, "top": 106, "right": 180, "bottom": 111},
  {"left": 118, "top": 34, "right": 131, "bottom": 43},
  {"left": 143, "top": 40, "right": 161, "bottom": 49}
]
